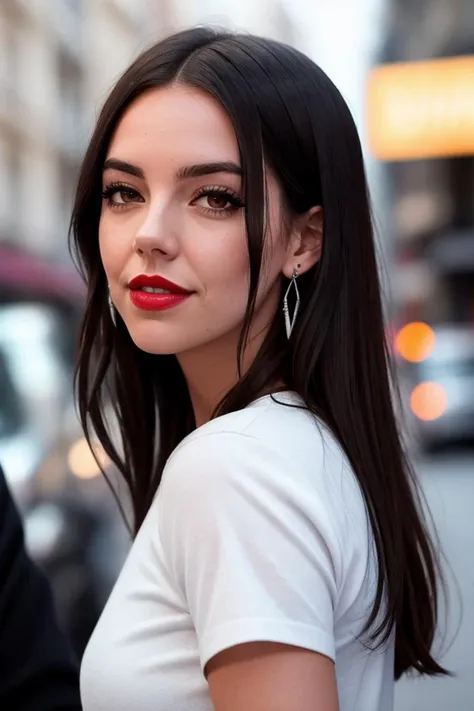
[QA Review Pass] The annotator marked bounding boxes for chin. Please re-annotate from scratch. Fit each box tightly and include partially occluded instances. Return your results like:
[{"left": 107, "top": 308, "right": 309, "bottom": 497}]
[
  {"left": 124, "top": 321, "right": 193, "bottom": 356},
  {"left": 129, "top": 333, "right": 180, "bottom": 356}
]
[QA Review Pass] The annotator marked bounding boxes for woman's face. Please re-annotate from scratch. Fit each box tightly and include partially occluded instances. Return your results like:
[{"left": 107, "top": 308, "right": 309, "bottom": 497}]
[{"left": 99, "top": 85, "right": 290, "bottom": 356}]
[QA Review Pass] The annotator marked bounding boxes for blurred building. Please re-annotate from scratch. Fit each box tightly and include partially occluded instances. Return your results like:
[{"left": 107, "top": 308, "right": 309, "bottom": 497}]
[
  {"left": 0, "top": 0, "right": 158, "bottom": 262},
  {"left": 368, "top": 0, "right": 474, "bottom": 326},
  {"left": 160, "top": 0, "right": 299, "bottom": 47}
]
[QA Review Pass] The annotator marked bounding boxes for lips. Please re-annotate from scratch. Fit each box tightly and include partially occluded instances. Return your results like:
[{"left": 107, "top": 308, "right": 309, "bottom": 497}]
[
  {"left": 128, "top": 274, "right": 191, "bottom": 294},
  {"left": 128, "top": 274, "right": 193, "bottom": 312}
]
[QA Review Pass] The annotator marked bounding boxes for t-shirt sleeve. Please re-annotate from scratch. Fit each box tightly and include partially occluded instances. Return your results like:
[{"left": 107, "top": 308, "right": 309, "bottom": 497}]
[{"left": 157, "top": 431, "right": 343, "bottom": 670}]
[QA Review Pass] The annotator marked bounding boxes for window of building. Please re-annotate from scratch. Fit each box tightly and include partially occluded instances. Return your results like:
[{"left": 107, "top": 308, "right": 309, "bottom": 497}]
[
  {"left": 57, "top": 156, "right": 79, "bottom": 246},
  {"left": 1, "top": 139, "right": 22, "bottom": 239},
  {"left": 56, "top": 49, "right": 84, "bottom": 152}
]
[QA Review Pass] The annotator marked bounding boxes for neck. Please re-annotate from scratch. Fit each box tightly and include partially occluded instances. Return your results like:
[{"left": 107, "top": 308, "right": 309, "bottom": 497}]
[
  {"left": 177, "top": 285, "right": 286, "bottom": 427},
  {"left": 177, "top": 327, "right": 262, "bottom": 428},
  {"left": 178, "top": 301, "right": 287, "bottom": 426}
]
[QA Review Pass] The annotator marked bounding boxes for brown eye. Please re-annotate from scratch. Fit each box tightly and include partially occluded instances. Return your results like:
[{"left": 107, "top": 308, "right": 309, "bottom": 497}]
[
  {"left": 112, "top": 189, "right": 139, "bottom": 204},
  {"left": 101, "top": 184, "right": 144, "bottom": 208},
  {"left": 205, "top": 194, "right": 231, "bottom": 210},
  {"left": 192, "top": 188, "right": 244, "bottom": 215}
]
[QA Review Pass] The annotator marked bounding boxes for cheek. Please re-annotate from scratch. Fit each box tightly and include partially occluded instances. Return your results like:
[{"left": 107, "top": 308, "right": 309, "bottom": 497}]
[
  {"left": 98, "top": 215, "right": 112, "bottom": 276},
  {"left": 196, "top": 222, "right": 285, "bottom": 323},
  {"left": 198, "top": 228, "right": 249, "bottom": 301},
  {"left": 98, "top": 214, "right": 127, "bottom": 283}
]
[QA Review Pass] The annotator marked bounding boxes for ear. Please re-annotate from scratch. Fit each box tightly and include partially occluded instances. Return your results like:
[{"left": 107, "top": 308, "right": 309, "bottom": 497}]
[{"left": 282, "top": 206, "right": 323, "bottom": 279}]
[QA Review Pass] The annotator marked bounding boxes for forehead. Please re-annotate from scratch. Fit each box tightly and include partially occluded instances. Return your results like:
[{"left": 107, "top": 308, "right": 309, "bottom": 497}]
[{"left": 106, "top": 85, "right": 240, "bottom": 168}]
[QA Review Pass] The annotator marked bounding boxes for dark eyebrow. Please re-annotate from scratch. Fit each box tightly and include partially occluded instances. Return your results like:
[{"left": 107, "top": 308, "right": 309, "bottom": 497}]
[
  {"left": 103, "top": 158, "right": 144, "bottom": 179},
  {"left": 176, "top": 161, "right": 242, "bottom": 180},
  {"left": 102, "top": 159, "right": 242, "bottom": 181}
]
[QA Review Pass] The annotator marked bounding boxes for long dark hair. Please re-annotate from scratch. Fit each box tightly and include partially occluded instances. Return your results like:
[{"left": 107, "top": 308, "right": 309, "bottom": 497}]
[{"left": 70, "top": 27, "right": 448, "bottom": 680}]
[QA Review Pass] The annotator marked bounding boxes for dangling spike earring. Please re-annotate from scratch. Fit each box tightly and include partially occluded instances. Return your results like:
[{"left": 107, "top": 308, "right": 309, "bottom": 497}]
[
  {"left": 283, "top": 264, "right": 301, "bottom": 340},
  {"left": 108, "top": 289, "right": 116, "bottom": 327}
]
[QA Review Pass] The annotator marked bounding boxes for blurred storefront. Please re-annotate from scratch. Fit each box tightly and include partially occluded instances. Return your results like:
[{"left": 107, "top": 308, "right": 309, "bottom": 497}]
[
  {"left": 368, "top": 0, "right": 474, "bottom": 327},
  {"left": 367, "top": 0, "right": 474, "bottom": 450}
]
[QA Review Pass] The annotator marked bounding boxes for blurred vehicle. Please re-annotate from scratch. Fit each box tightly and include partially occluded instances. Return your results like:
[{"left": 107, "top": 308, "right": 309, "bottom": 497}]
[
  {"left": 0, "top": 244, "right": 83, "bottom": 503},
  {"left": 0, "top": 302, "right": 71, "bottom": 505},
  {"left": 0, "top": 245, "right": 129, "bottom": 657},
  {"left": 396, "top": 322, "right": 474, "bottom": 452},
  {"left": 0, "top": 344, "right": 44, "bottom": 507}
]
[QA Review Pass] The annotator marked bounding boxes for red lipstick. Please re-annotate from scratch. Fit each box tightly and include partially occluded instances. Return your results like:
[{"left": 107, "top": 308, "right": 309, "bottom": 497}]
[{"left": 128, "top": 274, "right": 193, "bottom": 311}]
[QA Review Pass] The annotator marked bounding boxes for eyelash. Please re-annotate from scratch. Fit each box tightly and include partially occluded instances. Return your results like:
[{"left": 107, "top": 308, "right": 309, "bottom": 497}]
[
  {"left": 101, "top": 182, "right": 141, "bottom": 210},
  {"left": 191, "top": 185, "right": 245, "bottom": 216},
  {"left": 100, "top": 182, "right": 245, "bottom": 216}
]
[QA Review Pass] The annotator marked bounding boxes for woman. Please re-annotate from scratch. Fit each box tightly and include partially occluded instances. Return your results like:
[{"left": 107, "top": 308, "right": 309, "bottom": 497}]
[{"left": 73, "top": 27, "right": 447, "bottom": 711}]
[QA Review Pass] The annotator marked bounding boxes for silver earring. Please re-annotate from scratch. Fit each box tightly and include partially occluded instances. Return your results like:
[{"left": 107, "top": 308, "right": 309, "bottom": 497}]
[
  {"left": 108, "top": 289, "right": 116, "bottom": 327},
  {"left": 283, "top": 265, "right": 301, "bottom": 339}
]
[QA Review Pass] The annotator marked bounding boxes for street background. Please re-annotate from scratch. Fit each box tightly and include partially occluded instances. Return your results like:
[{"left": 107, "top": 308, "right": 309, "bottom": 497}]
[{"left": 0, "top": 1, "right": 473, "bottom": 708}]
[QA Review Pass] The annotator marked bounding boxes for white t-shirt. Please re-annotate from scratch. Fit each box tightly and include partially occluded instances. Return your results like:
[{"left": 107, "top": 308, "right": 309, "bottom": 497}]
[{"left": 80, "top": 392, "right": 394, "bottom": 710}]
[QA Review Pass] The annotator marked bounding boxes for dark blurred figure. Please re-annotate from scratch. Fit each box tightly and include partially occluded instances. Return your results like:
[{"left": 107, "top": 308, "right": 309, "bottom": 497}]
[{"left": 0, "top": 465, "right": 81, "bottom": 710}]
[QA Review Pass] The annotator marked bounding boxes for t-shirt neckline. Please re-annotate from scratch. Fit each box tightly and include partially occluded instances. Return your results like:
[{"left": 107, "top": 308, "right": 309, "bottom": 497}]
[{"left": 249, "top": 390, "right": 301, "bottom": 408}]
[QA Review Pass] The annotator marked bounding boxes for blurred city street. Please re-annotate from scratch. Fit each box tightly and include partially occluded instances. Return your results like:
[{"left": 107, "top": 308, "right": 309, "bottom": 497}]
[
  {"left": 396, "top": 450, "right": 474, "bottom": 710},
  {"left": 1, "top": 0, "right": 474, "bottom": 708}
]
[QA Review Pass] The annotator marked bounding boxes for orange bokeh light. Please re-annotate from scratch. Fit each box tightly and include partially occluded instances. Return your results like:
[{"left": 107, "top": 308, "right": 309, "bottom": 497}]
[
  {"left": 367, "top": 55, "right": 474, "bottom": 161},
  {"left": 395, "top": 322, "right": 436, "bottom": 362},
  {"left": 410, "top": 382, "right": 448, "bottom": 421}
]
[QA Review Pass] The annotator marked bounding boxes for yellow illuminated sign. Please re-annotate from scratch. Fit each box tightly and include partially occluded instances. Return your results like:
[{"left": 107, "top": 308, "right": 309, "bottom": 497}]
[{"left": 367, "top": 55, "right": 474, "bottom": 160}]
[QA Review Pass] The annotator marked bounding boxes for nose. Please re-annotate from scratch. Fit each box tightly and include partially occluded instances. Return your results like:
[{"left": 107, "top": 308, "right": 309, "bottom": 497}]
[{"left": 133, "top": 204, "right": 179, "bottom": 260}]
